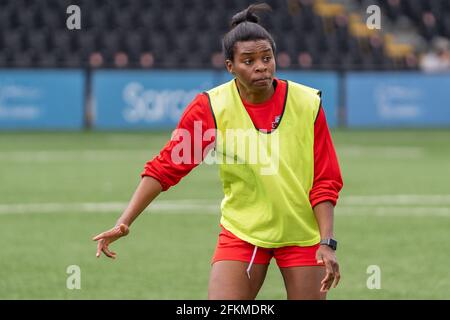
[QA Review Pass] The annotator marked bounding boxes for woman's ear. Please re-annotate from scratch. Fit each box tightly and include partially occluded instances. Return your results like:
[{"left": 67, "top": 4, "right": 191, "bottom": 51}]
[{"left": 225, "top": 59, "right": 234, "bottom": 74}]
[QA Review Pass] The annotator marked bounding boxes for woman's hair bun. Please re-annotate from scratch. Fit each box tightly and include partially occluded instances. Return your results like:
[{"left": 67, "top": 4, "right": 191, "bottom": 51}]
[{"left": 230, "top": 3, "right": 272, "bottom": 28}]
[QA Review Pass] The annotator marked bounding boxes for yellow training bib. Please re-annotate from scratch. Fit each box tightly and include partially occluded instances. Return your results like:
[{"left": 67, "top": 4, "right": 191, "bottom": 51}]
[{"left": 206, "top": 79, "right": 321, "bottom": 248}]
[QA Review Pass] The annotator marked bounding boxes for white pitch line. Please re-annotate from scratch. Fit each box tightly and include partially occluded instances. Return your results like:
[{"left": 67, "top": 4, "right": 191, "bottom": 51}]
[
  {"left": 340, "top": 195, "right": 450, "bottom": 206},
  {"left": 0, "top": 197, "right": 450, "bottom": 217},
  {"left": 0, "top": 150, "right": 159, "bottom": 162},
  {"left": 0, "top": 145, "right": 427, "bottom": 163},
  {"left": 336, "top": 146, "right": 425, "bottom": 158},
  {"left": 0, "top": 200, "right": 220, "bottom": 215},
  {"left": 336, "top": 206, "right": 450, "bottom": 217}
]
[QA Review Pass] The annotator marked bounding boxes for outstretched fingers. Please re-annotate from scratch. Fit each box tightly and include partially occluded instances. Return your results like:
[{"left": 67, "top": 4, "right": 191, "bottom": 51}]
[
  {"left": 102, "top": 245, "right": 117, "bottom": 259},
  {"left": 96, "top": 239, "right": 103, "bottom": 258},
  {"left": 93, "top": 224, "right": 128, "bottom": 242},
  {"left": 93, "top": 224, "right": 129, "bottom": 259},
  {"left": 320, "top": 260, "right": 335, "bottom": 292},
  {"left": 332, "top": 264, "right": 341, "bottom": 288},
  {"left": 92, "top": 232, "right": 106, "bottom": 242},
  {"left": 93, "top": 228, "right": 118, "bottom": 241},
  {"left": 96, "top": 239, "right": 116, "bottom": 259}
]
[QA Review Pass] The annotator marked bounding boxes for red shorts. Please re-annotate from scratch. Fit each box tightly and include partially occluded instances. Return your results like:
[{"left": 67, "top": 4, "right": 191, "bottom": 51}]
[{"left": 211, "top": 226, "right": 323, "bottom": 268}]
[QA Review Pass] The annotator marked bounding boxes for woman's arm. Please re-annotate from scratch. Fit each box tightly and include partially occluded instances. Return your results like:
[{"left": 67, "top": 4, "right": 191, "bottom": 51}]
[
  {"left": 93, "top": 93, "right": 216, "bottom": 259},
  {"left": 141, "top": 93, "right": 216, "bottom": 190},
  {"left": 92, "top": 176, "right": 162, "bottom": 259},
  {"left": 310, "top": 106, "right": 343, "bottom": 292},
  {"left": 115, "top": 176, "right": 163, "bottom": 227},
  {"left": 313, "top": 200, "right": 334, "bottom": 240},
  {"left": 313, "top": 201, "right": 340, "bottom": 293},
  {"left": 309, "top": 106, "right": 343, "bottom": 207}
]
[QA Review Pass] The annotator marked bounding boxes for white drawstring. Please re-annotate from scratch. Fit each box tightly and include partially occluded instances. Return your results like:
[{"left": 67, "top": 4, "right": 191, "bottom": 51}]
[{"left": 246, "top": 246, "right": 258, "bottom": 279}]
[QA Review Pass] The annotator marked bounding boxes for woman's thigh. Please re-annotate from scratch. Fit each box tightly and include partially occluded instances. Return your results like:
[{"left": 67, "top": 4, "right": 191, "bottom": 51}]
[
  {"left": 279, "top": 266, "right": 327, "bottom": 300},
  {"left": 208, "top": 260, "right": 269, "bottom": 300}
]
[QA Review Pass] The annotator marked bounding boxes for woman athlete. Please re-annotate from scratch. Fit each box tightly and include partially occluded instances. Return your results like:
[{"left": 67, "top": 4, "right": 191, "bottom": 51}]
[{"left": 93, "top": 3, "right": 343, "bottom": 300}]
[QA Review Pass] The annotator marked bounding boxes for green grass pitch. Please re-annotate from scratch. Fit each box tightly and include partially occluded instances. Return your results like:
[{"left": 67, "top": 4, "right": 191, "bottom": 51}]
[{"left": 0, "top": 129, "right": 449, "bottom": 299}]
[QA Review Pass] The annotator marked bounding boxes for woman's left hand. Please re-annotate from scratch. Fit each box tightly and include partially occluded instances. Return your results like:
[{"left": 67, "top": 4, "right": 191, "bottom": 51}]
[{"left": 316, "top": 245, "right": 340, "bottom": 292}]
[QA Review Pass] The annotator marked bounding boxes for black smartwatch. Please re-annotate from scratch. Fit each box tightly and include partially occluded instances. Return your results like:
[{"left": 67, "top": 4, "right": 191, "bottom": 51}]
[{"left": 320, "top": 238, "right": 337, "bottom": 251}]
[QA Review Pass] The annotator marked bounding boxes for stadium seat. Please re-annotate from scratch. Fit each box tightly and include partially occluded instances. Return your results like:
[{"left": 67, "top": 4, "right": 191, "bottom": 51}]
[{"left": 0, "top": 0, "right": 442, "bottom": 70}]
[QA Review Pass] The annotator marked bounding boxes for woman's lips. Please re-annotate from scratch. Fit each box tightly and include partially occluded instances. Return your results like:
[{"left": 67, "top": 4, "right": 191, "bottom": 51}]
[{"left": 253, "top": 78, "right": 271, "bottom": 85}]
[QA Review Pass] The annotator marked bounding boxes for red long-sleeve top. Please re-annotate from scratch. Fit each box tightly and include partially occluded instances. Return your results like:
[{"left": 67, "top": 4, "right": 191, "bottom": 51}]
[{"left": 141, "top": 78, "right": 343, "bottom": 208}]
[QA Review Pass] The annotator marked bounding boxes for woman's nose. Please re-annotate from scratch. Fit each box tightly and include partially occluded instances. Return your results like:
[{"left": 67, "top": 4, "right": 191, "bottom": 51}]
[{"left": 255, "top": 62, "right": 267, "bottom": 72}]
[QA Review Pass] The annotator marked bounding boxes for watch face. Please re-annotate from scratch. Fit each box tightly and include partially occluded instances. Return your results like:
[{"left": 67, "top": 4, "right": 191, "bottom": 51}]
[
  {"left": 321, "top": 239, "right": 337, "bottom": 250},
  {"left": 329, "top": 239, "right": 337, "bottom": 250}
]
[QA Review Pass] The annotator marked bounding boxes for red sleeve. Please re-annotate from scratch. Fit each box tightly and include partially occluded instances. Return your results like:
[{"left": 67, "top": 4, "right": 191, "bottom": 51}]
[
  {"left": 140, "top": 93, "right": 216, "bottom": 191},
  {"left": 309, "top": 106, "right": 343, "bottom": 207}
]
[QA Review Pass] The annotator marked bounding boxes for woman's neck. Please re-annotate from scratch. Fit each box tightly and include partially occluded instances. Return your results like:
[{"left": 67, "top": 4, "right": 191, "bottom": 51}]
[{"left": 236, "top": 79, "right": 275, "bottom": 104}]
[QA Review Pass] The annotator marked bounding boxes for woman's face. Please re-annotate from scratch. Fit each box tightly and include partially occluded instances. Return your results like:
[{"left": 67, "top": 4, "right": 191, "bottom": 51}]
[{"left": 226, "top": 39, "right": 276, "bottom": 94}]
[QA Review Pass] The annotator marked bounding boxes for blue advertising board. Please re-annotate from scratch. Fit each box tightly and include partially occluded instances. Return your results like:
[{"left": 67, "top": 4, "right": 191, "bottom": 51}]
[
  {"left": 93, "top": 70, "right": 340, "bottom": 130},
  {"left": 0, "top": 70, "right": 85, "bottom": 130},
  {"left": 92, "top": 70, "right": 219, "bottom": 129},
  {"left": 346, "top": 72, "right": 450, "bottom": 127}
]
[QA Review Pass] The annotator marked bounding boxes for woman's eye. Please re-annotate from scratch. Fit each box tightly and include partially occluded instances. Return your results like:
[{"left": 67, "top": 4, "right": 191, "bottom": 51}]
[
  {"left": 264, "top": 56, "right": 272, "bottom": 62},
  {"left": 244, "top": 60, "right": 252, "bottom": 65}
]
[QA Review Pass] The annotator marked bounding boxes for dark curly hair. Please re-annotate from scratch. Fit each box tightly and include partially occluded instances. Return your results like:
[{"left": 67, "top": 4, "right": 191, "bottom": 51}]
[{"left": 222, "top": 3, "right": 276, "bottom": 61}]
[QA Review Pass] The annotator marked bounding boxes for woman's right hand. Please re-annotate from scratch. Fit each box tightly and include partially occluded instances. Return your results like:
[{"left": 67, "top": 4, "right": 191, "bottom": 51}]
[{"left": 92, "top": 223, "right": 129, "bottom": 259}]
